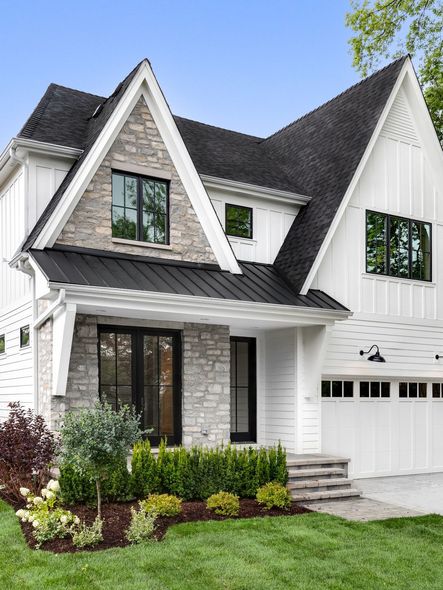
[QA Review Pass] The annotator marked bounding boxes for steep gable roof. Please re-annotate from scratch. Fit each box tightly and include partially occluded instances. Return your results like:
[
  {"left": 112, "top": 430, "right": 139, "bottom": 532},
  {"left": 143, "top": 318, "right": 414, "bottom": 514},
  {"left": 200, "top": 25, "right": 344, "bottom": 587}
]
[{"left": 270, "top": 56, "right": 407, "bottom": 292}]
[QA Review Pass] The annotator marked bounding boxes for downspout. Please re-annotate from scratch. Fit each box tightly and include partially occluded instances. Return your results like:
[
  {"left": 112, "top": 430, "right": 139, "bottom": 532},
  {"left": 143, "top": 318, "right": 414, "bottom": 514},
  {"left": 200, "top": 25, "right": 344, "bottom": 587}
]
[
  {"left": 9, "top": 145, "right": 30, "bottom": 235},
  {"left": 33, "top": 289, "right": 66, "bottom": 329}
]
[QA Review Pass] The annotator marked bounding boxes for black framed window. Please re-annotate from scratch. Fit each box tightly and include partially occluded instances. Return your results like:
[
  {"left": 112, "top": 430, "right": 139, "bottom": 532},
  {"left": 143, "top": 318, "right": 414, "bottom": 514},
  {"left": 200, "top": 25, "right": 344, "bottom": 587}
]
[
  {"left": 321, "top": 380, "right": 354, "bottom": 398},
  {"left": 0, "top": 334, "right": 5, "bottom": 354},
  {"left": 98, "top": 326, "right": 181, "bottom": 445},
  {"left": 225, "top": 204, "right": 253, "bottom": 239},
  {"left": 20, "top": 326, "right": 30, "bottom": 348},
  {"left": 399, "top": 382, "right": 427, "bottom": 399},
  {"left": 112, "top": 172, "right": 169, "bottom": 244},
  {"left": 360, "top": 381, "right": 390, "bottom": 398},
  {"left": 432, "top": 383, "right": 443, "bottom": 398},
  {"left": 366, "top": 211, "right": 431, "bottom": 281},
  {"left": 230, "top": 337, "right": 256, "bottom": 442}
]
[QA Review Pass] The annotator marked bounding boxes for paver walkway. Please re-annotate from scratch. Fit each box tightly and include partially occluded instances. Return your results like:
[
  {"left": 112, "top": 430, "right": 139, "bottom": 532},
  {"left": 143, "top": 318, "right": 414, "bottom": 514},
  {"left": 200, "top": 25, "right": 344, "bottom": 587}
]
[{"left": 303, "top": 497, "right": 423, "bottom": 521}]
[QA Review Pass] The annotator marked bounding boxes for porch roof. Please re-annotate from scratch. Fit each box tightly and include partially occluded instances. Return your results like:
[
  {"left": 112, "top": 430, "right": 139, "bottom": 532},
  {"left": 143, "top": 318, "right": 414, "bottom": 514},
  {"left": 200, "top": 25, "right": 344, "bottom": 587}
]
[{"left": 29, "top": 245, "right": 348, "bottom": 312}]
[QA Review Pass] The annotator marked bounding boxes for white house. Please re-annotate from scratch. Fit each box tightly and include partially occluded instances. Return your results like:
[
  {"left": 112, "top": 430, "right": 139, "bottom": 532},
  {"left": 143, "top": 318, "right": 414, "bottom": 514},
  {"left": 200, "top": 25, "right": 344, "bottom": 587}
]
[{"left": 1, "top": 56, "right": 442, "bottom": 494}]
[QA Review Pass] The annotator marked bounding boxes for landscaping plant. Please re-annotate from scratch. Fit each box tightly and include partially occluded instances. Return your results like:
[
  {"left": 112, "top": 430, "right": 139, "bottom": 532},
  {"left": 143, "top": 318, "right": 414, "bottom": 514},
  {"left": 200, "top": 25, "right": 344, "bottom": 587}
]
[
  {"left": 206, "top": 492, "right": 240, "bottom": 517},
  {"left": 59, "top": 402, "right": 141, "bottom": 518},
  {"left": 72, "top": 517, "right": 103, "bottom": 548},
  {"left": 140, "top": 493, "right": 182, "bottom": 517},
  {"left": 16, "top": 479, "right": 79, "bottom": 548},
  {"left": 0, "top": 402, "right": 56, "bottom": 503},
  {"left": 256, "top": 482, "right": 292, "bottom": 510},
  {"left": 125, "top": 506, "right": 157, "bottom": 544}
]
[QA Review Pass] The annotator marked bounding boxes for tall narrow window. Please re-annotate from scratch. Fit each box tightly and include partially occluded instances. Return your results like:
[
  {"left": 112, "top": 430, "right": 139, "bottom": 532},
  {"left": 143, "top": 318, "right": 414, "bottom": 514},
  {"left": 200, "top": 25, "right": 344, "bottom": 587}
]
[
  {"left": 112, "top": 172, "right": 169, "bottom": 244},
  {"left": 366, "top": 211, "right": 431, "bottom": 281},
  {"left": 0, "top": 334, "right": 5, "bottom": 354},
  {"left": 225, "top": 204, "right": 253, "bottom": 239},
  {"left": 20, "top": 326, "right": 30, "bottom": 348}
]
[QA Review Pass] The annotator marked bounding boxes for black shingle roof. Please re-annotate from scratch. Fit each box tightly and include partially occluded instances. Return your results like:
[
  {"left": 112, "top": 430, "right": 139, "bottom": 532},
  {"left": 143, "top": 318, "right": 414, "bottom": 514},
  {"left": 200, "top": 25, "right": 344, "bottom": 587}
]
[
  {"left": 29, "top": 245, "right": 348, "bottom": 312},
  {"left": 17, "top": 56, "right": 408, "bottom": 292}
]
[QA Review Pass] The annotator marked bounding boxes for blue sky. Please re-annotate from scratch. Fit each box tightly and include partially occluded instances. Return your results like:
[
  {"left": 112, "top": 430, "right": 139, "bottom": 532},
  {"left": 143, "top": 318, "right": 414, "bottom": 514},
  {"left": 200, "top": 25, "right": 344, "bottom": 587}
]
[{"left": 0, "top": 0, "right": 363, "bottom": 149}]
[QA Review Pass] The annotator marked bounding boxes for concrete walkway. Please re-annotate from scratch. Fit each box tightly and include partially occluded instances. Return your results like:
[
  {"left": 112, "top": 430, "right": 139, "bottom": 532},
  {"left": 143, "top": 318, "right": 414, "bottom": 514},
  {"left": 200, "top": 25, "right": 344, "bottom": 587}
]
[
  {"left": 304, "top": 497, "right": 423, "bottom": 521},
  {"left": 355, "top": 472, "right": 443, "bottom": 516}
]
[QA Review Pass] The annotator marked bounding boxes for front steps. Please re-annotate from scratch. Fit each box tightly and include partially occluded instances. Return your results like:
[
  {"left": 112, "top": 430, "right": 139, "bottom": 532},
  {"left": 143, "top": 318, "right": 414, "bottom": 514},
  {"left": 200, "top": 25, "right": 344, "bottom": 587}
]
[{"left": 286, "top": 454, "right": 361, "bottom": 502}]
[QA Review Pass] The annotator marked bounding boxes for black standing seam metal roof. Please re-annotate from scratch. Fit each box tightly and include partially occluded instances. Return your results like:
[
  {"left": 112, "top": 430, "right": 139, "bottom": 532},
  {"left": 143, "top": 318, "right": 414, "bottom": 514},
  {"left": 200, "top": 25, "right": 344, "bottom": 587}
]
[
  {"left": 29, "top": 246, "right": 349, "bottom": 312},
  {"left": 17, "top": 56, "right": 410, "bottom": 295}
]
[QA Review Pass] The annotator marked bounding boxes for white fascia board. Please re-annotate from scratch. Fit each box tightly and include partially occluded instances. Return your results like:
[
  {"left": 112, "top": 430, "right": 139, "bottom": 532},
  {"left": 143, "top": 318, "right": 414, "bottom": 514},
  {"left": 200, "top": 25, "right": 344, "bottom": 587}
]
[
  {"left": 299, "top": 58, "right": 410, "bottom": 295},
  {"left": 50, "top": 282, "right": 351, "bottom": 326},
  {"left": 201, "top": 175, "right": 311, "bottom": 206},
  {"left": 32, "top": 61, "right": 242, "bottom": 274}
]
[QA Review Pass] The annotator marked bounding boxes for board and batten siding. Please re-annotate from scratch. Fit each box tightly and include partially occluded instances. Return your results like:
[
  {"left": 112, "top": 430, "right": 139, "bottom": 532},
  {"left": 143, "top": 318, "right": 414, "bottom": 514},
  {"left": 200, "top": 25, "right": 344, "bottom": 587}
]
[
  {"left": 262, "top": 328, "right": 296, "bottom": 451},
  {"left": 0, "top": 299, "right": 34, "bottom": 420},
  {"left": 209, "top": 188, "right": 298, "bottom": 263},
  {"left": 312, "top": 84, "right": 443, "bottom": 378}
]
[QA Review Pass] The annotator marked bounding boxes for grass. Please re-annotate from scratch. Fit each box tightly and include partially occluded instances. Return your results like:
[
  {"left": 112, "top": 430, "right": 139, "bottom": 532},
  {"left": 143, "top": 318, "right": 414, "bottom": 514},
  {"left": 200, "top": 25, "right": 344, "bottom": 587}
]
[{"left": 2, "top": 499, "right": 443, "bottom": 590}]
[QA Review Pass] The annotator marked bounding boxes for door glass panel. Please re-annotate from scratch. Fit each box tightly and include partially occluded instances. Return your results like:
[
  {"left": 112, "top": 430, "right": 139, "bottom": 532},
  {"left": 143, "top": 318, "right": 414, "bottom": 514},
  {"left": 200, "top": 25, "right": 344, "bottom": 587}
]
[
  {"left": 230, "top": 338, "right": 255, "bottom": 440},
  {"left": 99, "top": 331, "right": 132, "bottom": 410},
  {"left": 160, "top": 386, "right": 174, "bottom": 436}
]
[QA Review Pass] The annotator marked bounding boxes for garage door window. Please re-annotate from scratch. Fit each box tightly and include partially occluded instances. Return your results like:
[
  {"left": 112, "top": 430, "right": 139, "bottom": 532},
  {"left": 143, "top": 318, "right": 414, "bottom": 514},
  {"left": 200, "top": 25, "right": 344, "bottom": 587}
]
[
  {"left": 321, "top": 380, "right": 353, "bottom": 398},
  {"left": 432, "top": 383, "right": 443, "bottom": 398},
  {"left": 360, "top": 381, "right": 390, "bottom": 398},
  {"left": 399, "top": 382, "right": 427, "bottom": 398}
]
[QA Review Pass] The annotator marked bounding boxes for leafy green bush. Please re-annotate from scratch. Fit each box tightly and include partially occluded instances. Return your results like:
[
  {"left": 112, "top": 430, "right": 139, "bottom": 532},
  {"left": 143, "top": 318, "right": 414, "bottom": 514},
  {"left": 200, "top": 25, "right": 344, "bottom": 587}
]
[
  {"left": 130, "top": 441, "right": 287, "bottom": 501},
  {"left": 59, "top": 402, "right": 141, "bottom": 517},
  {"left": 72, "top": 517, "right": 103, "bottom": 548},
  {"left": 59, "top": 457, "right": 132, "bottom": 506},
  {"left": 125, "top": 507, "right": 156, "bottom": 544},
  {"left": 256, "top": 482, "right": 292, "bottom": 510},
  {"left": 206, "top": 492, "right": 240, "bottom": 517},
  {"left": 140, "top": 494, "right": 182, "bottom": 517}
]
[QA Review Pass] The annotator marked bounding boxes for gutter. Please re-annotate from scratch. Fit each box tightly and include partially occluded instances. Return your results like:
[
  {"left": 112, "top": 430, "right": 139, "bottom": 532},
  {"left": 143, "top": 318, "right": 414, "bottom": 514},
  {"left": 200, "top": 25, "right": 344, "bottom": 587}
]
[{"left": 33, "top": 289, "right": 66, "bottom": 329}]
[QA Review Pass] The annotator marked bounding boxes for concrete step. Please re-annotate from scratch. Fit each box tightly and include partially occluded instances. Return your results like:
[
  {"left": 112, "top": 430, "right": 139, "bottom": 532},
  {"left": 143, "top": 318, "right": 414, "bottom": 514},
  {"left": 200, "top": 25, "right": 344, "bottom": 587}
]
[
  {"left": 286, "top": 456, "right": 350, "bottom": 468},
  {"left": 288, "top": 478, "right": 353, "bottom": 492},
  {"left": 288, "top": 467, "right": 346, "bottom": 480},
  {"left": 290, "top": 488, "right": 361, "bottom": 502}
]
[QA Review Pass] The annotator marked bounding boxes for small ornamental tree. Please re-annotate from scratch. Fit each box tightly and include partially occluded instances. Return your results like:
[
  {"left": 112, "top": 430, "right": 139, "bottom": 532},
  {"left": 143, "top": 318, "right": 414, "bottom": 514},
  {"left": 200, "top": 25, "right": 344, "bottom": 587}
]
[
  {"left": 0, "top": 402, "right": 56, "bottom": 504},
  {"left": 59, "top": 402, "right": 141, "bottom": 517}
]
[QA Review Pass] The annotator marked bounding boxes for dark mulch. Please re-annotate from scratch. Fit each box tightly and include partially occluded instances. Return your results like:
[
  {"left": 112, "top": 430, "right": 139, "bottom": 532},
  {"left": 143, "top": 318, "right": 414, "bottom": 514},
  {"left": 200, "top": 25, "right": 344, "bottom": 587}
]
[{"left": 17, "top": 499, "right": 310, "bottom": 553}]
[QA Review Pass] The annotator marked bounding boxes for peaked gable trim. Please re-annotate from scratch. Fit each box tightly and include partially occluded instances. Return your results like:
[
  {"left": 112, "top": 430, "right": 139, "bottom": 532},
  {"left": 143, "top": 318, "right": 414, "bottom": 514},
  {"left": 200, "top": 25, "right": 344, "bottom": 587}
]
[
  {"left": 32, "top": 61, "right": 242, "bottom": 274},
  {"left": 299, "top": 57, "right": 420, "bottom": 294}
]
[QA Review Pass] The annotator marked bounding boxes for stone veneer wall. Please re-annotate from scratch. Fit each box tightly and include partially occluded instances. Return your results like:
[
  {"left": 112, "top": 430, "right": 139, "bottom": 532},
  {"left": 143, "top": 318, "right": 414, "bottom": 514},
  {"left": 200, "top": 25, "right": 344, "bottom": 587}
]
[
  {"left": 39, "top": 314, "right": 231, "bottom": 446},
  {"left": 56, "top": 96, "right": 216, "bottom": 264}
]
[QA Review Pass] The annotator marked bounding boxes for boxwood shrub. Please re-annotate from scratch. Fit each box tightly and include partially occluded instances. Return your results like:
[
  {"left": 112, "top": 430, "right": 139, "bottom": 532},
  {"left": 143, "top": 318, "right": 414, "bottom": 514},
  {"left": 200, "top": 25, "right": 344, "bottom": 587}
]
[{"left": 130, "top": 440, "right": 287, "bottom": 501}]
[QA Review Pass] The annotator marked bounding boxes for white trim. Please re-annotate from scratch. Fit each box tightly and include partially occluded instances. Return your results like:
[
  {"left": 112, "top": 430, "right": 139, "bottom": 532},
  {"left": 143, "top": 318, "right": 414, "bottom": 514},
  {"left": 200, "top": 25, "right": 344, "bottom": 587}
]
[
  {"left": 111, "top": 161, "right": 172, "bottom": 180},
  {"left": 49, "top": 282, "right": 351, "bottom": 325},
  {"left": 300, "top": 58, "right": 418, "bottom": 295},
  {"left": 201, "top": 174, "right": 311, "bottom": 206},
  {"left": 31, "top": 61, "right": 242, "bottom": 274},
  {"left": 111, "top": 237, "right": 173, "bottom": 250},
  {"left": 52, "top": 302, "right": 77, "bottom": 396}
]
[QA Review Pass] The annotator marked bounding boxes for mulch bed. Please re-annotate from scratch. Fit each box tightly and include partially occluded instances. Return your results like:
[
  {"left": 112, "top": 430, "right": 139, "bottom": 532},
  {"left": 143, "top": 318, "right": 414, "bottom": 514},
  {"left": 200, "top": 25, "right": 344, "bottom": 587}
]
[{"left": 16, "top": 499, "right": 310, "bottom": 553}]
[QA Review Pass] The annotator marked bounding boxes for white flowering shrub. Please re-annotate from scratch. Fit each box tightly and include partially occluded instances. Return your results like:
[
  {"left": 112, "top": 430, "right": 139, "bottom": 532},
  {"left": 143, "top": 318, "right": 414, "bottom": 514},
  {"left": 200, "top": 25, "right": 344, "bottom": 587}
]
[
  {"left": 125, "top": 506, "right": 157, "bottom": 544},
  {"left": 72, "top": 517, "right": 103, "bottom": 548},
  {"left": 16, "top": 479, "right": 79, "bottom": 547}
]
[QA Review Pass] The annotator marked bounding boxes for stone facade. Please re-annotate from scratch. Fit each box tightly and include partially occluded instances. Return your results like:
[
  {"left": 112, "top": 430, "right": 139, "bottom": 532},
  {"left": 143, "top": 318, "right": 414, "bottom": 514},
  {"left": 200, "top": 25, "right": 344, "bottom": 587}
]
[
  {"left": 39, "top": 314, "right": 231, "bottom": 446},
  {"left": 182, "top": 323, "right": 231, "bottom": 446},
  {"left": 56, "top": 97, "right": 216, "bottom": 264}
]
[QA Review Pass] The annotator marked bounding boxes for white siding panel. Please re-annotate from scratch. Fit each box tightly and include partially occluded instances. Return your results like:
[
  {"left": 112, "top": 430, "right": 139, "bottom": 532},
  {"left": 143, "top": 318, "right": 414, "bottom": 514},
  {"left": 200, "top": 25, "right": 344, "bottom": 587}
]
[{"left": 0, "top": 299, "right": 34, "bottom": 420}]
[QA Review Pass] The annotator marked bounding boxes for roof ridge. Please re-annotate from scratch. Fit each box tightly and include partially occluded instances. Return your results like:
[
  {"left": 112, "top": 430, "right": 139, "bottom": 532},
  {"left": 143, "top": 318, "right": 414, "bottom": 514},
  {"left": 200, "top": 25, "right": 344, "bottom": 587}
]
[
  {"left": 265, "top": 55, "right": 408, "bottom": 142},
  {"left": 174, "top": 114, "right": 263, "bottom": 142},
  {"left": 18, "top": 84, "right": 57, "bottom": 138}
]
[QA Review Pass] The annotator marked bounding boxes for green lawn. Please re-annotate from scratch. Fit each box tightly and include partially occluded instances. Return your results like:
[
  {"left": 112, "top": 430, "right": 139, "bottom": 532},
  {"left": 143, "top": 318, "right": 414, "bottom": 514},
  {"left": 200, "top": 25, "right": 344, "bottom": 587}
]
[{"left": 2, "top": 499, "right": 443, "bottom": 590}]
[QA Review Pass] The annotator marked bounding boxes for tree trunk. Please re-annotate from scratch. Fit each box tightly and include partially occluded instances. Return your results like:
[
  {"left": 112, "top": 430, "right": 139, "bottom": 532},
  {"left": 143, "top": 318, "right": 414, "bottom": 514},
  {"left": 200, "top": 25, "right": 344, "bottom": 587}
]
[{"left": 95, "top": 478, "right": 102, "bottom": 519}]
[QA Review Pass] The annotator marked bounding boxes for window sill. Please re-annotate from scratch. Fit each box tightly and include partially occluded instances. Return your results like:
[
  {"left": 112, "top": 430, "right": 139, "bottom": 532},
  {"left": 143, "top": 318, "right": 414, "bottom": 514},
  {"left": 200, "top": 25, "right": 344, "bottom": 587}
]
[
  {"left": 362, "top": 272, "right": 436, "bottom": 287},
  {"left": 112, "top": 238, "right": 173, "bottom": 251}
]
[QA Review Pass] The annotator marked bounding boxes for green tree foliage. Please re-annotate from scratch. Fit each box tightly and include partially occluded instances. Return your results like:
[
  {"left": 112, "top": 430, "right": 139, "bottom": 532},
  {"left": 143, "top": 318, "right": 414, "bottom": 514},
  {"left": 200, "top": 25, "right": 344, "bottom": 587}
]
[
  {"left": 346, "top": 0, "right": 443, "bottom": 140},
  {"left": 59, "top": 402, "right": 141, "bottom": 517}
]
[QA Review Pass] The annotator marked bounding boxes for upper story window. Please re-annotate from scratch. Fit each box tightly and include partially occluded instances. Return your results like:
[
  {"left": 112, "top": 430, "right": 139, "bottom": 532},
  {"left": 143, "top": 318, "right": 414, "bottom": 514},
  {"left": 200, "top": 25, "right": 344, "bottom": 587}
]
[
  {"left": 112, "top": 172, "right": 169, "bottom": 245},
  {"left": 366, "top": 211, "right": 431, "bottom": 281},
  {"left": 225, "top": 204, "right": 253, "bottom": 239}
]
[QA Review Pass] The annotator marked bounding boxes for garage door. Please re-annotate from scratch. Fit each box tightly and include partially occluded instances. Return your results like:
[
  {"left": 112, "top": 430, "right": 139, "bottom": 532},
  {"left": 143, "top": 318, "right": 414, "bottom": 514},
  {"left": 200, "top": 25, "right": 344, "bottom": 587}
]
[{"left": 321, "top": 379, "right": 443, "bottom": 478}]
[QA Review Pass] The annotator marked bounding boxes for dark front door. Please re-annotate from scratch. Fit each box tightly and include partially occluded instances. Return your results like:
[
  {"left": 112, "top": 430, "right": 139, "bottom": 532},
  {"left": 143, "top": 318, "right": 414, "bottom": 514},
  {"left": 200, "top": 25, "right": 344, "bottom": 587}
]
[
  {"left": 98, "top": 326, "right": 181, "bottom": 445},
  {"left": 230, "top": 337, "right": 256, "bottom": 443}
]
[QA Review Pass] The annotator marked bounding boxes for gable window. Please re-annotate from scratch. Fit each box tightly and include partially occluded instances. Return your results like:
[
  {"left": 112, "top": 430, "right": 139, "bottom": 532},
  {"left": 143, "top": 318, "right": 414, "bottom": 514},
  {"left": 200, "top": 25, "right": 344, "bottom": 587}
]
[
  {"left": 112, "top": 172, "right": 169, "bottom": 245},
  {"left": 20, "top": 326, "right": 30, "bottom": 348},
  {"left": 321, "top": 380, "right": 353, "bottom": 398},
  {"left": 360, "top": 381, "right": 390, "bottom": 398},
  {"left": 0, "top": 334, "right": 5, "bottom": 354},
  {"left": 366, "top": 211, "right": 431, "bottom": 281},
  {"left": 399, "top": 382, "right": 427, "bottom": 398},
  {"left": 225, "top": 204, "right": 253, "bottom": 239}
]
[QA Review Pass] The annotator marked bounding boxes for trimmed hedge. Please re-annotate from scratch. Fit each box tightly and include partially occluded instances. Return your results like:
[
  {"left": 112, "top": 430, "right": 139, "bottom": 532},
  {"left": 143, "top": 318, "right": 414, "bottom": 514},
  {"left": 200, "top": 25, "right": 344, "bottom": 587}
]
[
  {"left": 131, "top": 440, "right": 287, "bottom": 501},
  {"left": 59, "top": 457, "right": 132, "bottom": 505}
]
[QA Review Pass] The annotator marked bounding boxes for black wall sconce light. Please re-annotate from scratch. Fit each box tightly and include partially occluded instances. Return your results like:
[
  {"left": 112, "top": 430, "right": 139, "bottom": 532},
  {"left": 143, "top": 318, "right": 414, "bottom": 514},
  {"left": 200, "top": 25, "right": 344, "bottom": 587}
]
[
  {"left": 359, "top": 344, "right": 386, "bottom": 363},
  {"left": 436, "top": 354, "right": 441, "bottom": 360}
]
